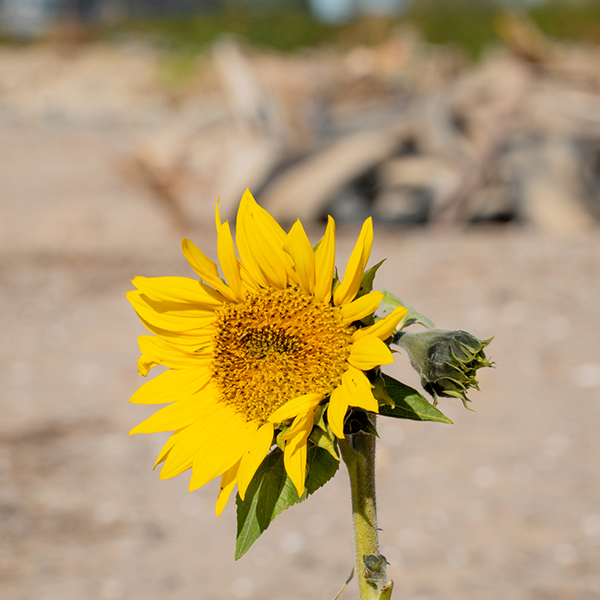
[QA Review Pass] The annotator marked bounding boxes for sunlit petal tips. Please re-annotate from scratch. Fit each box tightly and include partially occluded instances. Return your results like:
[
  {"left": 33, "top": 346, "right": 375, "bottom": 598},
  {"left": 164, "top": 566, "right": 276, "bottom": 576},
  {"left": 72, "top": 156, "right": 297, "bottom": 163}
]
[
  {"left": 333, "top": 218, "right": 374, "bottom": 306},
  {"left": 268, "top": 393, "right": 323, "bottom": 424},
  {"left": 314, "top": 216, "right": 336, "bottom": 304},
  {"left": 348, "top": 336, "right": 394, "bottom": 371},
  {"left": 237, "top": 423, "right": 274, "bottom": 499},
  {"left": 327, "top": 386, "right": 349, "bottom": 439},
  {"left": 284, "top": 220, "right": 316, "bottom": 295},
  {"left": 127, "top": 190, "right": 401, "bottom": 514},
  {"left": 182, "top": 238, "right": 238, "bottom": 303},
  {"left": 216, "top": 460, "right": 241, "bottom": 517},
  {"left": 340, "top": 290, "right": 383, "bottom": 324},
  {"left": 283, "top": 408, "right": 316, "bottom": 496},
  {"left": 353, "top": 306, "right": 408, "bottom": 342},
  {"left": 341, "top": 367, "right": 379, "bottom": 413},
  {"left": 217, "top": 221, "right": 245, "bottom": 302}
]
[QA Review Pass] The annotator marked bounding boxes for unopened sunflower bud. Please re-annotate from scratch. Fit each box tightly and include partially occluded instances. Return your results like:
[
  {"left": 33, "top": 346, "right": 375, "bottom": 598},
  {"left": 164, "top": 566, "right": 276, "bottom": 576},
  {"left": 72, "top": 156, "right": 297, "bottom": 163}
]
[{"left": 394, "top": 329, "right": 493, "bottom": 408}]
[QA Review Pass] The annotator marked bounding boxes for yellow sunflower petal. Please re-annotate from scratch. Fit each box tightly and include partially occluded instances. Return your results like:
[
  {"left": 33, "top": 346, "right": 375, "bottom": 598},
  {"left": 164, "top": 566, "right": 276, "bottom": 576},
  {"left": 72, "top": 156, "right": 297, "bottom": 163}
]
[
  {"left": 160, "top": 447, "right": 194, "bottom": 478},
  {"left": 159, "top": 419, "right": 211, "bottom": 479},
  {"left": 278, "top": 406, "right": 314, "bottom": 441},
  {"left": 236, "top": 192, "right": 288, "bottom": 289},
  {"left": 237, "top": 423, "right": 274, "bottom": 500},
  {"left": 132, "top": 276, "right": 224, "bottom": 308},
  {"left": 283, "top": 220, "right": 316, "bottom": 295},
  {"left": 268, "top": 393, "right": 323, "bottom": 425},
  {"left": 215, "top": 197, "right": 223, "bottom": 231},
  {"left": 327, "top": 386, "right": 348, "bottom": 439},
  {"left": 129, "top": 293, "right": 216, "bottom": 347},
  {"left": 216, "top": 459, "right": 241, "bottom": 517},
  {"left": 153, "top": 428, "right": 182, "bottom": 469},
  {"left": 284, "top": 441, "right": 307, "bottom": 497},
  {"left": 314, "top": 216, "right": 336, "bottom": 304},
  {"left": 158, "top": 400, "right": 237, "bottom": 480},
  {"left": 217, "top": 221, "right": 245, "bottom": 302},
  {"left": 137, "top": 354, "right": 159, "bottom": 377},
  {"left": 136, "top": 324, "right": 215, "bottom": 350},
  {"left": 243, "top": 220, "right": 288, "bottom": 289},
  {"left": 182, "top": 238, "right": 238, "bottom": 303},
  {"left": 134, "top": 318, "right": 214, "bottom": 349},
  {"left": 348, "top": 335, "right": 394, "bottom": 371},
  {"left": 340, "top": 366, "right": 379, "bottom": 412},
  {"left": 238, "top": 262, "right": 262, "bottom": 292},
  {"left": 340, "top": 290, "right": 383, "bottom": 324},
  {"left": 132, "top": 300, "right": 215, "bottom": 320},
  {"left": 242, "top": 190, "right": 299, "bottom": 285},
  {"left": 235, "top": 200, "right": 269, "bottom": 288},
  {"left": 137, "top": 335, "right": 210, "bottom": 375},
  {"left": 353, "top": 305, "right": 408, "bottom": 341},
  {"left": 189, "top": 408, "right": 256, "bottom": 491},
  {"left": 333, "top": 218, "right": 374, "bottom": 306},
  {"left": 127, "top": 291, "right": 216, "bottom": 332},
  {"left": 283, "top": 410, "right": 314, "bottom": 496},
  {"left": 129, "top": 386, "right": 218, "bottom": 434},
  {"left": 129, "top": 366, "right": 211, "bottom": 404},
  {"left": 241, "top": 189, "right": 287, "bottom": 245}
]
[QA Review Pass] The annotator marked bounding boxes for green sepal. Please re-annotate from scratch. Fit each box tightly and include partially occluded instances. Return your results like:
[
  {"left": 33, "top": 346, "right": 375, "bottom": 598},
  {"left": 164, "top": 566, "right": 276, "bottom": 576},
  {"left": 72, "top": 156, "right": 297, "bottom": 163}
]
[
  {"left": 332, "top": 267, "right": 341, "bottom": 296},
  {"left": 375, "top": 374, "right": 453, "bottom": 424},
  {"left": 372, "top": 374, "right": 395, "bottom": 406},
  {"left": 379, "top": 581, "right": 394, "bottom": 600},
  {"left": 309, "top": 405, "right": 340, "bottom": 460},
  {"left": 275, "top": 419, "right": 296, "bottom": 451},
  {"left": 380, "top": 290, "right": 436, "bottom": 331},
  {"left": 346, "top": 408, "right": 379, "bottom": 436},
  {"left": 275, "top": 429, "right": 286, "bottom": 451},
  {"left": 235, "top": 444, "right": 339, "bottom": 559},
  {"left": 309, "top": 425, "right": 340, "bottom": 461},
  {"left": 356, "top": 260, "right": 385, "bottom": 299},
  {"left": 313, "top": 403, "right": 328, "bottom": 432}
]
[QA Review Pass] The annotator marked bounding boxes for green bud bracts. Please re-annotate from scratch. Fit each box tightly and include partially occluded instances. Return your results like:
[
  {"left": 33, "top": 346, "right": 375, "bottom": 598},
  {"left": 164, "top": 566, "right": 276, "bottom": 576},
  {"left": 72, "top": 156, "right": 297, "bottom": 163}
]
[{"left": 394, "top": 329, "right": 494, "bottom": 408}]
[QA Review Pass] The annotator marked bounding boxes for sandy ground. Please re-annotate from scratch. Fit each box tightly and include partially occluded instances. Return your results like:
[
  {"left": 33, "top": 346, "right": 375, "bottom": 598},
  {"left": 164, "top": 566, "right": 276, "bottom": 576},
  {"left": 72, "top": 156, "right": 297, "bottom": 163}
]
[{"left": 1, "top": 120, "right": 600, "bottom": 600}]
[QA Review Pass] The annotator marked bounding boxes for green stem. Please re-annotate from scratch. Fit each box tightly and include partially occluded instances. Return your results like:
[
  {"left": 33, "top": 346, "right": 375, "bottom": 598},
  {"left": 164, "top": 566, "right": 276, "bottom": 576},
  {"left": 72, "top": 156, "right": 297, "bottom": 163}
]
[{"left": 339, "top": 425, "right": 392, "bottom": 600}]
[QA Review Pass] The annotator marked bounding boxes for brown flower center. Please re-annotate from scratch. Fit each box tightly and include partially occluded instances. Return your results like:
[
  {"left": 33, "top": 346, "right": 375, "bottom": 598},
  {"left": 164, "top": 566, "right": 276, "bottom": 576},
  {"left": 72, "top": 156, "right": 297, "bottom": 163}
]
[{"left": 212, "top": 287, "right": 353, "bottom": 423}]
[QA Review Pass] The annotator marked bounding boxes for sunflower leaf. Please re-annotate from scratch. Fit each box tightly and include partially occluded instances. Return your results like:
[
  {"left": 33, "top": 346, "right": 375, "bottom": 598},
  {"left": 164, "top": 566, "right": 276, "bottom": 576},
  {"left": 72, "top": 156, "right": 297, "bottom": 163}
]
[
  {"left": 235, "top": 444, "right": 339, "bottom": 559},
  {"left": 356, "top": 260, "right": 385, "bottom": 299},
  {"left": 377, "top": 374, "right": 453, "bottom": 424}
]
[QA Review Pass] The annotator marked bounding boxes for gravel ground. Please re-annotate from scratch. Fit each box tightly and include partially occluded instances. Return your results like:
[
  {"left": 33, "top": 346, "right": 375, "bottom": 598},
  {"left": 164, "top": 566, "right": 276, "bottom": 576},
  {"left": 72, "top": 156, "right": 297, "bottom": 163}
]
[{"left": 1, "top": 120, "right": 600, "bottom": 600}]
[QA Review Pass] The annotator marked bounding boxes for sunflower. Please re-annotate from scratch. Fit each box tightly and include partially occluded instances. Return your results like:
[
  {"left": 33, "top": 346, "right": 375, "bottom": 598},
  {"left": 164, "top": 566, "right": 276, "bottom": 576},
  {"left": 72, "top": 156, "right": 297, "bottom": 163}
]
[{"left": 127, "top": 190, "right": 407, "bottom": 515}]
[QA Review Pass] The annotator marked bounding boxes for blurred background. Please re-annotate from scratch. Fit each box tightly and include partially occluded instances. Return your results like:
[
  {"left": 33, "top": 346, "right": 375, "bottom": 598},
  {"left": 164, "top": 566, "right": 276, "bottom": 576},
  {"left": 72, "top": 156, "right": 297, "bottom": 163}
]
[{"left": 1, "top": 1, "right": 600, "bottom": 599}]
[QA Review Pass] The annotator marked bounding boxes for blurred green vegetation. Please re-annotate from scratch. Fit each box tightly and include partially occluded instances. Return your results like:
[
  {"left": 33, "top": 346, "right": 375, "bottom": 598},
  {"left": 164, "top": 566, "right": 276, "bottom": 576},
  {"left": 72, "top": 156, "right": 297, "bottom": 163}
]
[
  {"left": 528, "top": 0, "right": 600, "bottom": 43},
  {"left": 103, "top": 9, "right": 336, "bottom": 53},
  {"left": 98, "top": 0, "right": 600, "bottom": 58}
]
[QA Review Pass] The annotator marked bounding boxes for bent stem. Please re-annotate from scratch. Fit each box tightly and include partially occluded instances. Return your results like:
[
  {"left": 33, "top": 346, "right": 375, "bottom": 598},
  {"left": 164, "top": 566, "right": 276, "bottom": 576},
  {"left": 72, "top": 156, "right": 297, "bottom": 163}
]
[{"left": 339, "top": 425, "right": 393, "bottom": 600}]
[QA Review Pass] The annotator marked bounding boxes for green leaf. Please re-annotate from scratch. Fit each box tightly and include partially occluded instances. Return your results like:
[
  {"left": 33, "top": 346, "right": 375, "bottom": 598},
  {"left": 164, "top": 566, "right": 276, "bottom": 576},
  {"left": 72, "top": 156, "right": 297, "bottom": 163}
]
[
  {"left": 235, "top": 445, "right": 339, "bottom": 559},
  {"left": 356, "top": 260, "right": 385, "bottom": 299},
  {"left": 377, "top": 374, "right": 453, "bottom": 424}
]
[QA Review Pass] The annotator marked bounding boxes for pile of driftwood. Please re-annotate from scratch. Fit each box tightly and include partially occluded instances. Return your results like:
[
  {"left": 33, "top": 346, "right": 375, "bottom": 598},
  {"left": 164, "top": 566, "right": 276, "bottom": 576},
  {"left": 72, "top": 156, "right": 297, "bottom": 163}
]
[{"left": 132, "top": 17, "right": 600, "bottom": 233}]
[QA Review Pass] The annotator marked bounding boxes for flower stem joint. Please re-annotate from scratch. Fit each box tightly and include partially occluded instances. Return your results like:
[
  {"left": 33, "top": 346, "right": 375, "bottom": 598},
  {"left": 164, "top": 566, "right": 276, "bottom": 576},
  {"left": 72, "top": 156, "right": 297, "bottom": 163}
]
[
  {"left": 363, "top": 553, "right": 388, "bottom": 584},
  {"left": 394, "top": 328, "right": 494, "bottom": 408}
]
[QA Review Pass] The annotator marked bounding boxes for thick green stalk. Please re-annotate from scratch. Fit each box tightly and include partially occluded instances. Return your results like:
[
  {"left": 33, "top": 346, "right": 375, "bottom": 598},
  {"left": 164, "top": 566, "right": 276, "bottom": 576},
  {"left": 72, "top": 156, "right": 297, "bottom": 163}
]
[{"left": 339, "top": 427, "right": 392, "bottom": 600}]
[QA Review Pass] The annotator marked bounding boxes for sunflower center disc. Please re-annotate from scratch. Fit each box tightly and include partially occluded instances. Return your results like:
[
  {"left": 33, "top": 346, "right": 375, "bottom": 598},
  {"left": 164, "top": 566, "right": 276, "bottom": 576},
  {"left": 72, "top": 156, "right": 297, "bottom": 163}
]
[{"left": 212, "top": 287, "right": 354, "bottom": 423}]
